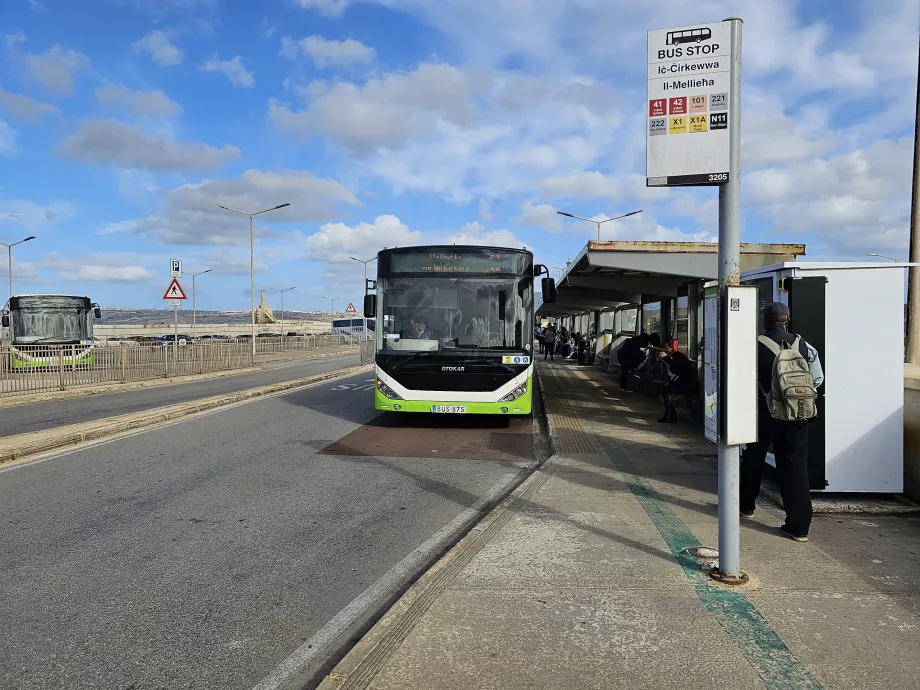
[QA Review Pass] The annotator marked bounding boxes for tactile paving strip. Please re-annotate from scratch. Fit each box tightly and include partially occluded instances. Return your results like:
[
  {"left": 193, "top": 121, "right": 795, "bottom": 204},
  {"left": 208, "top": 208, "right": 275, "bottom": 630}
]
[{"left": 537, "top": 364, "right": 603, "bottom": 455}]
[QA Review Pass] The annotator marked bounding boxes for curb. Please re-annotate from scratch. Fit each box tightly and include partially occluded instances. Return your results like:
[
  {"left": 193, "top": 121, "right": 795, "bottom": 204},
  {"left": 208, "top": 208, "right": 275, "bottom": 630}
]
[
  {"left": 0, "top": 363, "right": 371, "bottom": 465},
  {"left": 315, "top": 459, "right": 550, "bottom": 690},
  {"left": 0, "top": 349, "right": 359, "bottom": 408}
]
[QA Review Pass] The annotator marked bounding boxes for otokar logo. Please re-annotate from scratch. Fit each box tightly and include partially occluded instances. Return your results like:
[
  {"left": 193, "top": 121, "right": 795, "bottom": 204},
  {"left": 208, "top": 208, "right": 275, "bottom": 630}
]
[{"left": 441, "top": 366, "right": 465, "bottom": 372}]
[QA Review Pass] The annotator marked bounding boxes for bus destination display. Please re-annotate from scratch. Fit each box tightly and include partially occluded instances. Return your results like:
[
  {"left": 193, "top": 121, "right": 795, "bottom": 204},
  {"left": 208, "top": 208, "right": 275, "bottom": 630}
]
[{"left": 388, "top": 250, "right": 523, "bottom": 274}]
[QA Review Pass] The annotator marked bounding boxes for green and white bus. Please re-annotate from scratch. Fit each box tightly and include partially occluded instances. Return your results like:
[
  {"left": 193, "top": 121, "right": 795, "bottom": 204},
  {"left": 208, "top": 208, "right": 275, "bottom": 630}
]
[
  {"left": 364, "top": 246, "right": 556, "bottom": 415},
  {"left": 2, "top": 294, "right": 102, "bottom": 368}
]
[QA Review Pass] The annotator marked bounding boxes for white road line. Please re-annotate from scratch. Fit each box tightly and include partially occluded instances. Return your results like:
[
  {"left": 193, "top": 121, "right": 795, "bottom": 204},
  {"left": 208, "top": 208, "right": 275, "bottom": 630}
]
[{"left": 251, "top": 470, "right": 523, "bottom": 690}]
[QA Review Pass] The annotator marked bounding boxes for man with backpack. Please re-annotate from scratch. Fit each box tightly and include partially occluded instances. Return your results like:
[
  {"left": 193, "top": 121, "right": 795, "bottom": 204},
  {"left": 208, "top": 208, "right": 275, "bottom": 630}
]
[{"left": 740, "top": 302, "right": 824, "bottom": 542}]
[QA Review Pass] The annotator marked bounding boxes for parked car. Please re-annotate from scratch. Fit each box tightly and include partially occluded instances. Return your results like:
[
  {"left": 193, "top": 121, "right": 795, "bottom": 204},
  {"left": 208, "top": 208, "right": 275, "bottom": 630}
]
[
  {"left": 257, "top": 332, "right": 281, "bottom": 338},
  {"left": 154, "top": 334, "right": 188, "bottom": 346}
]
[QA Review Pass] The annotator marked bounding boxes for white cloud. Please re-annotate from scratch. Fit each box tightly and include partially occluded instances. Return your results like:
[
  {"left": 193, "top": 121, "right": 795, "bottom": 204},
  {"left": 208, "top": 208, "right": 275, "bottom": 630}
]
[
  {"left": 0, "top": 119, "right": 15, "bottom": 156},
  {"left": 201, "top": 55, "right": 254, "bottom": 88},
  {"left": 95, "top": 86, "right": 182, "bottom": 117},
  {"left": 306, "top": 214, "right": 422, "bottom": 262},
  {"left": 538, "top": 170, "right": 618, "bottom": 200},
  {"left": 23, "top": 43, "right": 89, "bottom": 96},
  {"left": 745, "top": 137, "right": 912, "bottom": 255},
  {"left": 270, "top": 63, "right": 481, "bottom": 152},
  {"left": 0, "top": 197, "right": 72, "bottom": 231},
  {"left": 132, "top": 31, "right": 183, "bottom": 67},
  {"left": 0, "top": 88, "right": 59, "bottom": 121},
  {"left": 44, "top": 251, "right": 157, "bottom": 283},
  {"left": 78, "top": 265, "right": 156, "bottom": 282},
  {"left": 299, "top": 35, "right": 375, "bottom": 67},
  {"left": 106, "top": 169, "right": 360, "bottom": 245},
  {"left": 295, "top": 0, "right": 351, "bottom": 18},
  {"left": 59, "top": 119, "right": 240, "bottom": 171},
  {"left": 445, "top": 220, "right": 526, "bottom": 248},
  {"left": 279, "top": 37, "right": 299, "bottom": 60},
  {"left": 478, "top": 199, "right": 492, "bottom": 222},
  {"left": 516, "top": 202, "right": 561, "bottom": 233}
]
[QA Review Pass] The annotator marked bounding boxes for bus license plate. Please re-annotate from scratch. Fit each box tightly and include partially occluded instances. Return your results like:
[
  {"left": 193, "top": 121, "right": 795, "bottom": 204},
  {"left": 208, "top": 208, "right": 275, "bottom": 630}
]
[{"left": 432, "top": 405, "right": 467, "bottom": 414}]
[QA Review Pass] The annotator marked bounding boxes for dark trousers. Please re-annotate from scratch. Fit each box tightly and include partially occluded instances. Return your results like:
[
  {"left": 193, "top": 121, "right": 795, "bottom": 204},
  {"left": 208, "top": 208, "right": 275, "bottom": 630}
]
[
  {"left": 618, "top": 354, "right": 641, "bottom": 389},
  {"left": 544, "top": 342, "right": 555, "bottom": 360},
  {"left": 740, "top": 414, "right": 812, "bottom": 536},
  {"left": 538, "top": 338, "right": 544, "bottom": 353}
]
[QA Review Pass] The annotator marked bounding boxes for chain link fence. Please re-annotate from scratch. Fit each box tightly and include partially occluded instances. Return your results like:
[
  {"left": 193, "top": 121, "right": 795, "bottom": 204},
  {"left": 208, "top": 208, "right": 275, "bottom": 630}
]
[{"left": 0, "top": 335, "right": 360, "bottom": 398}]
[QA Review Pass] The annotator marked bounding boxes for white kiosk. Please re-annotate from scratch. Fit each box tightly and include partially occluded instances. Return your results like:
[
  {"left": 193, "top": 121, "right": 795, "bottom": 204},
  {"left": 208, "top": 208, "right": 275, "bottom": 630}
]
[{"left": 740, "top": 262, "right": 906, "bottom": 493}]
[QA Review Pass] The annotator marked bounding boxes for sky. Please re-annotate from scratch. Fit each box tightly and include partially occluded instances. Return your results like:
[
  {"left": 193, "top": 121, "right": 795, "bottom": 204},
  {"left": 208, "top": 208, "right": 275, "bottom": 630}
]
[{"left": 0, "top": 0, "right": 917, "bottom": 311}]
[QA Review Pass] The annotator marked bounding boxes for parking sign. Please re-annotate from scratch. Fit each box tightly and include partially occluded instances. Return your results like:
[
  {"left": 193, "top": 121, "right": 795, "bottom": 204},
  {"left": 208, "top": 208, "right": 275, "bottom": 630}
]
[{"left": 170, "top": 259, "right": 182, "bottom": 277}]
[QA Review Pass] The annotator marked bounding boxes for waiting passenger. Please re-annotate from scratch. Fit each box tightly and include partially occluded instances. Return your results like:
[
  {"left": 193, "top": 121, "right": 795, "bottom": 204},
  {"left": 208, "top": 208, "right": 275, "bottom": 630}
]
[
  {"left": 617, "top": 333, "right": 650, "bottom": 390},
  {"left": 657, "top": 341, "right": 698, "bottom": 423}
]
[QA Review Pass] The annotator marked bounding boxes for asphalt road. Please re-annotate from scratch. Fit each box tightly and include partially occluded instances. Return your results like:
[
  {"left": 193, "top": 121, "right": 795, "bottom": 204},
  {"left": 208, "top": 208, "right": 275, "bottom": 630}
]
[
  {"left": 0, "top": 353, "right": 361, "bottom": 437},
  {"left": 0, "top": 369, "right": 537, "bottom": 689}
]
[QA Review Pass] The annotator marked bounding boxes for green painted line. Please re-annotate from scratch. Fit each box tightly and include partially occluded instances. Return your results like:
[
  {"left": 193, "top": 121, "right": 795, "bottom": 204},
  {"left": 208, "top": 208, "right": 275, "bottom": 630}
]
[{"left": 600, "top": 439, "right": 823, "bottom": 690}]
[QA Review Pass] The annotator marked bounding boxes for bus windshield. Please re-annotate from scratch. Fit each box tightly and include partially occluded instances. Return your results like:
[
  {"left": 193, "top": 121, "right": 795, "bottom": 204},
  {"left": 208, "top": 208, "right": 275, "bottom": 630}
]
[
  {"left": 7, "top": 295, "right": 93, "bottom": 345},
  {"left": 377, "top": 275, "right": 533, "bottom": 353}
]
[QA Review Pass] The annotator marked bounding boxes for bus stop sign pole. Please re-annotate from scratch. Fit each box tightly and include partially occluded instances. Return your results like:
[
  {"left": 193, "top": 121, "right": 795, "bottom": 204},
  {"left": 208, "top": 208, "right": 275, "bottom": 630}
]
[{"left": 713, "top": 17, "right": 744, "bottom": 583}]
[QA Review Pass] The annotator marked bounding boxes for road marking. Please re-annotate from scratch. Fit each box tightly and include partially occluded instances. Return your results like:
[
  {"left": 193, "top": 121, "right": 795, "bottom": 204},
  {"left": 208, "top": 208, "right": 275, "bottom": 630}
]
[
  {"left": 251, "top": 470, "right": 525, "bottom": 690},
  {"left": 600, "top": 438, "right": 823, "bottom": 690},
  {"left": 0, "top": 369, "right": 373, "bottom": 475}
]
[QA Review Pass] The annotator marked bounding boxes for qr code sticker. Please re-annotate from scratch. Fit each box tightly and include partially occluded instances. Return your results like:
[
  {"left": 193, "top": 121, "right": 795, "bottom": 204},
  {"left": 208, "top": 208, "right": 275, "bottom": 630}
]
[{"left": 730, "top": 298, "right": 740, "bottom": 312}]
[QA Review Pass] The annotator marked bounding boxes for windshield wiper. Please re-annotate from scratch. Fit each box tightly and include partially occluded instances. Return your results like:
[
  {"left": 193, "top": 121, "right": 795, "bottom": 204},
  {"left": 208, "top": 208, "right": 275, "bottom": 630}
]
[{"left": 19, "top": 335, "right": 85, "bottom": 344}]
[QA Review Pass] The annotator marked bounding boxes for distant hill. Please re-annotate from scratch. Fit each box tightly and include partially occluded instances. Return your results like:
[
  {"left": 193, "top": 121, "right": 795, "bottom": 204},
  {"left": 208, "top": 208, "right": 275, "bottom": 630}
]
[{"left": 100, "top": 308, "right": 348, "bottom": 325}]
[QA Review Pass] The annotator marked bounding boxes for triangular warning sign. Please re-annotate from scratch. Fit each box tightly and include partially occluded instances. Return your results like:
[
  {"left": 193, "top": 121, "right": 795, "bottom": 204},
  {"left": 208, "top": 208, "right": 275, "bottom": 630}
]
[
  {"left": 162, "top": 278, "right": 188, "bottom": 300},
  {"left": 344, "top": 302, "right": 357, "bottom": 313}
]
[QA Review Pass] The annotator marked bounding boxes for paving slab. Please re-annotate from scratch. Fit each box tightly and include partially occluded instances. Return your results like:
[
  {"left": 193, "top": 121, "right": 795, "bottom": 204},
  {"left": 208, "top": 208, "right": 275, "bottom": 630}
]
[{"left": 318, "top": 360, "right": 920, "bottom": 690}]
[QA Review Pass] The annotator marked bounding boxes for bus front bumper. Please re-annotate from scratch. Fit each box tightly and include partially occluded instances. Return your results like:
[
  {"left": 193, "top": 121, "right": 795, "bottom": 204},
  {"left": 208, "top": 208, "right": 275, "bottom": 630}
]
[{"left": 374, "top": 388, "right": 532, "bottom": 415}]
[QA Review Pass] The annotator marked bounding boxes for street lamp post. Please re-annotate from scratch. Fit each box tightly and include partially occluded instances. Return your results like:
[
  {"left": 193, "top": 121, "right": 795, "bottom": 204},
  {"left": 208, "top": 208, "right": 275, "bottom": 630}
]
[
  {"left": 868, "top": 253, "right": 908, "bottom": 262},
  {"left": 321, "top": 297, "right": 342, "bottom": 338},
  {"left": 349, "top": 256, "right": 377, "bottom": 341},
  {"left": 216, "top": 202, "right": 290, "bottom": 361},
  {"left": 269, "top": 286, "right": 295, "bottom": 349},
  {"left": 189, "top": 269, "right": 212, "bottom": 338},
  {"left": 1, "top": 236, "right": 36, "bottom": 305},
  {"left": 556, "top": 209, "right": 643, "bottom": 241}
]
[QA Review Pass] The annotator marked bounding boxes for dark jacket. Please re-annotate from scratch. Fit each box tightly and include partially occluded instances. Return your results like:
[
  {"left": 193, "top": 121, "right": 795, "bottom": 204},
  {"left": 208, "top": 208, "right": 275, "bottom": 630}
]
[
  {"left": 663, "top": 350, "right": 697, "bottom": 389},
  {"left": 617, "top": 336, "right": 646, "bottom": 366}
]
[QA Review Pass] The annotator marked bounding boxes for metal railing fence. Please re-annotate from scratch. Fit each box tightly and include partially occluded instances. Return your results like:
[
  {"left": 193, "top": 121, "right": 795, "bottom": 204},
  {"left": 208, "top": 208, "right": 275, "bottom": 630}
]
[{"left": 0, "top": 335, "right": 360, "bottom": 398}]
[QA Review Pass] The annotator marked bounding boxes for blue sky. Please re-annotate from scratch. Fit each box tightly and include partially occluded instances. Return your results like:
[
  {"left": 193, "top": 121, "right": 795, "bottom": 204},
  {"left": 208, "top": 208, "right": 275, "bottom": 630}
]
[{"left": 0, "top": 0, "right": 917, "bottom": 311}]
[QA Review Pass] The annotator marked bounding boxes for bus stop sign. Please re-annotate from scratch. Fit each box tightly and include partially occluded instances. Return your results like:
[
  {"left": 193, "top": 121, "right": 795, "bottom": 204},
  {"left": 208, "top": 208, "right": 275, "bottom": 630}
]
[{"left": 647, "top": 21, "right": 732, "bottom": 187}]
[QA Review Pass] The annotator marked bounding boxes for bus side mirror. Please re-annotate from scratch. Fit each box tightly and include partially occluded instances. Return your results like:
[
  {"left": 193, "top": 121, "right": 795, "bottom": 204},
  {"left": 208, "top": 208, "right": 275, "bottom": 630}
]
[
  {"left": 93, "top": 307, "right": 102, "bottom": 319},
  {"left": 541, "top": 277, "right": 557, "bottom": 303},
  {"left": 363, "top": 294, "right": 377, "bottom": 318},
  {"left": 1, "top": 313, "right": 8, "bottom": 328}
]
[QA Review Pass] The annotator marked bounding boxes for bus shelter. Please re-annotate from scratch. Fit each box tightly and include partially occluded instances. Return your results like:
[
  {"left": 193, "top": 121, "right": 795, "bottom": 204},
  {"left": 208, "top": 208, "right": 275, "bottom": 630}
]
[{"left": 536, "top": 240, "right": 805, "bottom": 367}]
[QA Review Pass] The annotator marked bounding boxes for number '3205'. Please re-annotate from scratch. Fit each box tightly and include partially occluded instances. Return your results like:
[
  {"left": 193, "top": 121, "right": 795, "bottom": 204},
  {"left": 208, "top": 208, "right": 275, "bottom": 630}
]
[{"left": 709, "top": 173, "right": 728, "bottom": 182}]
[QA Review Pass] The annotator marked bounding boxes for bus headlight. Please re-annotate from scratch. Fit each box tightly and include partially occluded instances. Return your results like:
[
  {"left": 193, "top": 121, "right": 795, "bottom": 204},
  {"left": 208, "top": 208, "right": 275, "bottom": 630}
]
[
  {"left": 376, "top": 378, "right": 403, "bottom": 400},
  {"left": 500, "top": 382, "right": 527, "bottom": 402}
]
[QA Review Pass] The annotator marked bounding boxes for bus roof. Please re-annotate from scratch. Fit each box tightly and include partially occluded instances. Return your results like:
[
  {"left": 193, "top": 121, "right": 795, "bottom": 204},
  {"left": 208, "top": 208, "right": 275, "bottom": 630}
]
[{"left": 378, "top": 245, "right": 532, "bottom": 257}]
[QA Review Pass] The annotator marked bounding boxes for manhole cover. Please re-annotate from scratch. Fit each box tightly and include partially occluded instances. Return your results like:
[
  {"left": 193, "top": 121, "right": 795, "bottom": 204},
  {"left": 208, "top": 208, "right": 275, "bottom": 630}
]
[{"left": 684, "top": 546, "right": 719, "bottom": 560}]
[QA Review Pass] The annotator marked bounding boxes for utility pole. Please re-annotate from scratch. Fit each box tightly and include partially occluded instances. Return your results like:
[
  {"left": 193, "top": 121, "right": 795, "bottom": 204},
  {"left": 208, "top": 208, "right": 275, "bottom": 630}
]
[
  {"left": 905, "top": 37, "right": 920, "bottom": 364},
  {"left": 190, "top": 269, "right": 212, "bottom": 339},
  {"left": 217, "top": 202, "right": 291, "bottom": 362},
  {"left": 1, "top": 236, "right": 36, "bottom": 304},
  {"left": 269, "top": 286, "right": 295, "bottom": 349},
  {"left": 350, "top": 256, "right": 377, "bottom": 341}
]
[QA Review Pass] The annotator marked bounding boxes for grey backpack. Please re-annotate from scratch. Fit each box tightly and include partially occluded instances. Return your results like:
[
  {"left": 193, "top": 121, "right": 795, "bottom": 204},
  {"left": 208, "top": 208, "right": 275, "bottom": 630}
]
[{"left": 758, "top": 335, "right": 817, "bottom": 421}]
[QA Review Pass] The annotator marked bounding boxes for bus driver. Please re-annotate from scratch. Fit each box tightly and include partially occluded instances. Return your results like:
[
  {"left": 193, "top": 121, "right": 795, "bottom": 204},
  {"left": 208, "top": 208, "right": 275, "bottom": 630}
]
[{"left": 409, "top": 316, "right": 434, "bottom": 339}]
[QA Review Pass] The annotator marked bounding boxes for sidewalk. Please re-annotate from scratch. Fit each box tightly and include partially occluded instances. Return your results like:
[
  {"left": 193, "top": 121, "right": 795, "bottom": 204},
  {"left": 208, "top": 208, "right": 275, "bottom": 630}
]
[{"left": 319, "top": 360, "right": 920, "bottom": 690}]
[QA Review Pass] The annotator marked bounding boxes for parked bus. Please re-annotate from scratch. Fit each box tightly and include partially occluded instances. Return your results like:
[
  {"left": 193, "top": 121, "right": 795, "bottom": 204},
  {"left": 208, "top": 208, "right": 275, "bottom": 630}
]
[
  {"left": 2, "top": 294, "right": 102, "bottom": 367},
  {"left": 364, "top": 246, "right": 555, "bottom": 415},
  {"left": 331, "top": 317, "right": 375, "bottom": 336}
]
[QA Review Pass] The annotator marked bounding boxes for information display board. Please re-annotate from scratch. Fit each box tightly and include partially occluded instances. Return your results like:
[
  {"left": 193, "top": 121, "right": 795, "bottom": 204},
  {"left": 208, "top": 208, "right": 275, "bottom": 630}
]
[
  {"left": 647, "top": 21, "right": 732, "bottom": 187},
  {"left": 387, "top": 249, "right": 528, "bottom": 275},
  {"left": 703, "top": 284, "right": 719, "bottom": 442}
]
